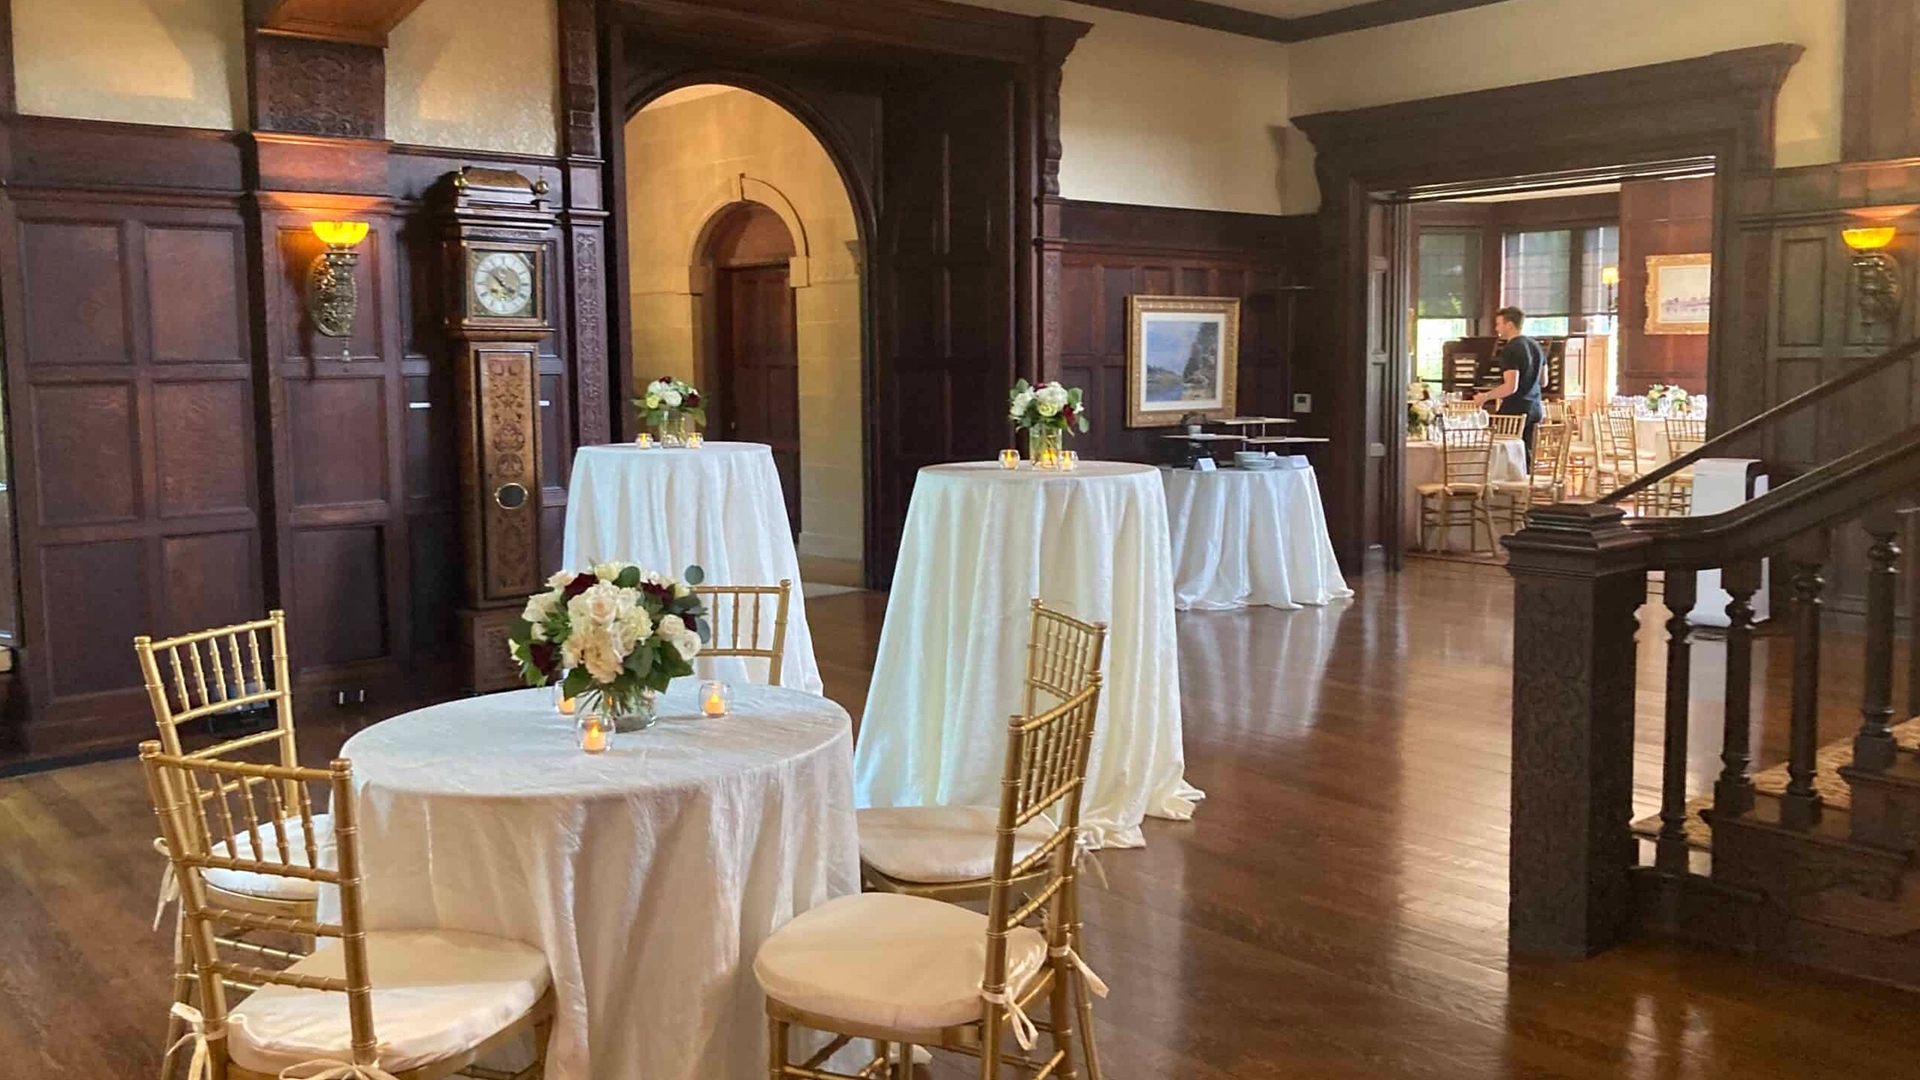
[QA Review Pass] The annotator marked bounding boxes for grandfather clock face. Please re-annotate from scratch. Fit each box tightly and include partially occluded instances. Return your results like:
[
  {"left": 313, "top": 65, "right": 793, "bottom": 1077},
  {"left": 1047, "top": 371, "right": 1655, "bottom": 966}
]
[{"left": 465, "top": 247, "right": 540, "bottom": 322}]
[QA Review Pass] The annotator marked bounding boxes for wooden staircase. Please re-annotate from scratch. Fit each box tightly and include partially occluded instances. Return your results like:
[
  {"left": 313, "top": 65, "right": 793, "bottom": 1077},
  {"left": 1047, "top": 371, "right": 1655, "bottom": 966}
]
[{"left": 1503, "top": 336, "right": 1920, "bottom": 989}]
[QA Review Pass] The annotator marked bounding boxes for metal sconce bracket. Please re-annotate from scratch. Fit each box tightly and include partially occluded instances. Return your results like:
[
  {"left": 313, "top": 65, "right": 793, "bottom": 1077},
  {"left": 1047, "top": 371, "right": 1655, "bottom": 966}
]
[
  {"left": 306, "top": 248, "right": 359, "bottom": 361},
  {"left": 1853, "top": 250, "right": 1904, "bottom": 327}
]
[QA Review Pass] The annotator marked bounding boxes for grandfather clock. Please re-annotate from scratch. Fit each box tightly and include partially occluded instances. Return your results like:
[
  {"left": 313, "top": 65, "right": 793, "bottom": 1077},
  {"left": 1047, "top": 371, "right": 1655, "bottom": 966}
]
[{"left": 431, "top": 167, "right": 557, "bottom": 691}]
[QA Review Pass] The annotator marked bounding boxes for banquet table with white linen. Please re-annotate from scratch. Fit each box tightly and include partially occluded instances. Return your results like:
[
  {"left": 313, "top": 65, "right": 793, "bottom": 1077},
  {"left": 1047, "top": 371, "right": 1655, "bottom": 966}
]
[
  {"left": 562, "top": 442, "right": 821, "bottom": 693},
  {"left": 1402, "top": 438, "right": 1529, "bottom": 550},
  {"left": 852, "top": 461, "right": 1201, "bottom": 849},
  {"left": 1160, "top": 463, "right": 1352, "bottom": 610},
  {"left": 335, "top": 681, "right": 859, "bottom": 1080}
]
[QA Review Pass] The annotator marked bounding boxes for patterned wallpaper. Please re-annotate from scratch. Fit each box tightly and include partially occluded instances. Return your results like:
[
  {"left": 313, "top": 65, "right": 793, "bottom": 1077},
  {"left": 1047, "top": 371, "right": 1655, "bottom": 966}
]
[
  {"left": 386, "top": 0, "right": 561, "bottom": 156},
  {"left": 12, "top": 0, "right": 243, "bottom": 129}
]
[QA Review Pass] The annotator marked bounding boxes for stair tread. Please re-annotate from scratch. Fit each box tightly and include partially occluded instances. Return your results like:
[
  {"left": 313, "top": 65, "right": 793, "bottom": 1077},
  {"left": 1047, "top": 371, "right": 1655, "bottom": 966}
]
[{"left": 1841, "top": 747, "right": 1920, "bottom": 788}]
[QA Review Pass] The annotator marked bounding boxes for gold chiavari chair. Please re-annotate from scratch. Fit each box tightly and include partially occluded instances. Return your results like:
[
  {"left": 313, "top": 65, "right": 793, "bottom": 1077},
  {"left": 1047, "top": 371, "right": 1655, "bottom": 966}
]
[
  {"left": 1596, "top": 409, "right": 1664, "bottom": 515},
  {"left": 1487, "top": 413, "right": 1526, "bottom": 441},
  {"left": 1489, "top": 420, "right": 1571, "bottom": 537},
  {"left": 691, "top": 579, "right": 793, "bottom": 686},
  {"left": 141, "top": 743, "right": 555, "bottom": 1080},
  {"left": 1416, "top": 421, "right": 1496, "bottom": 555},
  {"left": 137, "top": 612, "right": 328, "bottom": 1079},
  {"left": 1563, "top": 403, "right": 1596, "bottom": 497},
  {"left": 755, "top": 657, "right": 1104, "bottom": 1080},
  {"left": 856, "top": 600, "right": 1109, "bottom": 1077},
  {"left": 1663, "top": 416, "right": 1707, "bottom": 516},
  {"left": 1442, "top": 400, "right": 1485, "bottom": 426}
]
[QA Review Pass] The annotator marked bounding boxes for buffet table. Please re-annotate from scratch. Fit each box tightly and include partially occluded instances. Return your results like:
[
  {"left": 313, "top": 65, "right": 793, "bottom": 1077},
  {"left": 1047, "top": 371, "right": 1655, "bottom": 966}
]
[
  {"left": 852, "top": 461, "right": 1201, "bottom": 848},
  {"left": 1160, "top": 463, "right": 1351, "bottom": 610},
  {"left": 562, "top": 442, "right": 821, "bottom": 693}
]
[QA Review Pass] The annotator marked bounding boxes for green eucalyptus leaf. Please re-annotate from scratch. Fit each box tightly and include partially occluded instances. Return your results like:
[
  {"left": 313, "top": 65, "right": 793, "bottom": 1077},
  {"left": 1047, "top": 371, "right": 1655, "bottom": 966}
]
[
  {"left": 562, "top": 667, "right": 592, "bottom": 697},
  {"left": 683, "top": 564, "right": 705, "bottom": 586},
  {"left": 614, "top": 566, "right": 641, "bottom": 589}
]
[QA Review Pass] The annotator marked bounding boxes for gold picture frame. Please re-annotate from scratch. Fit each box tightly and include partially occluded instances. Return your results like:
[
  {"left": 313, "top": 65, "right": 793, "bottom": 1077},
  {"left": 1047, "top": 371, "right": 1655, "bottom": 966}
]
[
  {"left": 1644, "top": 253, "right": 1711, "bottom": 335},
  {"left": 1126, "top": 295, "right": 1240, "bottom": 427}
]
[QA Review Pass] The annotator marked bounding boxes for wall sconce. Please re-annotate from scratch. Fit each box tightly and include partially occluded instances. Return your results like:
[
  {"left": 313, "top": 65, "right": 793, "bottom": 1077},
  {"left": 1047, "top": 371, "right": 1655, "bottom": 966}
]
[
  {"left": 1599, "top": 265, "right": 1619, "bottom": 312},
  {"left": 1842, "top": 226, "right": 1902, "bottom": 326},
  {"left": 307, "top": 220, "right": 369, "bottom": 361}
]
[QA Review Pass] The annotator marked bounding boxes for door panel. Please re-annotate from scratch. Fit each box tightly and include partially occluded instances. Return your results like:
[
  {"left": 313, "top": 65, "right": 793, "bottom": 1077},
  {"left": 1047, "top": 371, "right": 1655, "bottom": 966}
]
[{"left": 720, "top": 265, "right": 801, "bottom": 536}]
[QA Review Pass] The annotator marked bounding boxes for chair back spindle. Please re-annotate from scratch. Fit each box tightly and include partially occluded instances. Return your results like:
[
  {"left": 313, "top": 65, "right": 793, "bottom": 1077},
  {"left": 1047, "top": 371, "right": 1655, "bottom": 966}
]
[{"left": 690, "top": 580, "right": 793, "bottom": 686}]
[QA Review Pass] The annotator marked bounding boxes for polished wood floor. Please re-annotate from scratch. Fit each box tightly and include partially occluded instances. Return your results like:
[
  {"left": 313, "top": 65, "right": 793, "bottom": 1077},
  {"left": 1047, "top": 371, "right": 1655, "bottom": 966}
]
[{"left": 6, "top": 558, "right": 1919, "bottom": 1078}]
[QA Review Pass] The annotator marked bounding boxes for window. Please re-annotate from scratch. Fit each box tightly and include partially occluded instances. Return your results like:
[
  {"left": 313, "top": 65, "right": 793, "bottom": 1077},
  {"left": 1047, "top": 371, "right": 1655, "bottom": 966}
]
[
  {"left": 1580, "top": 226, "right": 1620, "bottom": 320},
  {"left": 1501, "top": 230, "right": 1571, "bottom": 336},
  {"left": 1415, "top": 230, "right": 1480, "bottom": 383}
]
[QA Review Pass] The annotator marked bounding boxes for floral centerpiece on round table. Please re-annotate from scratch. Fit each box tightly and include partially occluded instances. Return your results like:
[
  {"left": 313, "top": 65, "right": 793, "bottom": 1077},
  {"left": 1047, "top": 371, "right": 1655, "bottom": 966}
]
[
  {"left": 508, "top": 562, "right": 709, "bottom": 732},
  {"left": 1644, "top": 383, "right": 1691, "bottom": 417},
  {"left": 1008, "top": 379, "right": 1089, "bottom": 461},
  {"left": 636, "top": 377, "right": 707, "bottom": 445}
]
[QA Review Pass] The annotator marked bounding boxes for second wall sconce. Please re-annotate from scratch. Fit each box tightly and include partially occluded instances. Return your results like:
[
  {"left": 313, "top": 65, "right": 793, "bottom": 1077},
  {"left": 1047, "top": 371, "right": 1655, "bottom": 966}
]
[
  {"left": 1842, "top": 225, "right": 1903, "bottom": 327},
  {"left": 308, "top": 220, "right": 370, "bottom": 361}
]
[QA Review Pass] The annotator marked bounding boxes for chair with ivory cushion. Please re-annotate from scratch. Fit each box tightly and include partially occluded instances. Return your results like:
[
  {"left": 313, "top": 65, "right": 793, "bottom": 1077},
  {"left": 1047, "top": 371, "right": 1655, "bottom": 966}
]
[
  {"left": 1416, "top": 421, "right": 1496, "bottom": 554},
  {"left": 759, "top": 632, "right": 1106, "bottom": 1080},
  {"left": 137, "top": 612, "right": 334, "bottom": 1079},
  {"left": 141, "top": 741, "right": 555, "bottom": 1080},
  {"left": 855, "top": 600, "right": 1108, "bottom": 1077}
]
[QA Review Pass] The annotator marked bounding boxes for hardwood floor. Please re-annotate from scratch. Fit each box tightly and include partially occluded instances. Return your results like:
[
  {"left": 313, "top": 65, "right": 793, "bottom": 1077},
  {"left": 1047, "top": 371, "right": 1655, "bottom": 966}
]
[{"left": 5, "top": 558, "right": 1918, "bottom": 1078}]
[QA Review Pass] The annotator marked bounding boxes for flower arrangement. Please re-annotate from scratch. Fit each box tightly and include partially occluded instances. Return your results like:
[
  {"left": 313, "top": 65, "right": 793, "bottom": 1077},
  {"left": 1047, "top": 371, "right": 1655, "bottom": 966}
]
[
  {"left": 509, "top": 562, "right": 709, "bottom": 731},
  {"left": 1009, "top": 379, "right": 1088, "bottom": 461},
  {"left": 1407, "top": 398, "right": 1440, "bottom": 439},
  {"left": 636, "top": 377, "right": 706, "bottom": 443},
  {"left": 1644, "top": 384, "right": 1691, "bottom": 416}
]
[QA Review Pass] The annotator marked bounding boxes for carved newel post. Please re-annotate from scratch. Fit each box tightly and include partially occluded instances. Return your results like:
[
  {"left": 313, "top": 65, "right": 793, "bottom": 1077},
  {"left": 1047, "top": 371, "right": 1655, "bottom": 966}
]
[{"left": 1504, "top": 502, "right": 1650, "bottom": 957}]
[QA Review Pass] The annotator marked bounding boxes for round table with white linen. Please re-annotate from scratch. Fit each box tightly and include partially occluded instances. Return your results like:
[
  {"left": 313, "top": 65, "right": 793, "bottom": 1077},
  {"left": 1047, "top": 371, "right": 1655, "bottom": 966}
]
[
  {"left": 562, "top": 442, "right": 821, "bottom": 694},
  {"left": 852, "top": 461, "right": 1202, "bottom": 849},
  {"left": 335, "top": 681, "right": 859, "bottom": 1080},
  {"left": 1160, "top": 463, "right": 1352, "bottom": 611},
  {"left": 1401, "top": 438, "right": 1528, "bottom": 550}
]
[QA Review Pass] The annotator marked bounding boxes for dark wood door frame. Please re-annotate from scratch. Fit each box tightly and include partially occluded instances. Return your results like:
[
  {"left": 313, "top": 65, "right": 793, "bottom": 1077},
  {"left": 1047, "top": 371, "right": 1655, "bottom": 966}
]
[
  {"left": 1293, "top": 44, "right": 1804, "bottom": 573},
  {"left": 597, "top": 0, "right": 1089, "bottom": 587}
]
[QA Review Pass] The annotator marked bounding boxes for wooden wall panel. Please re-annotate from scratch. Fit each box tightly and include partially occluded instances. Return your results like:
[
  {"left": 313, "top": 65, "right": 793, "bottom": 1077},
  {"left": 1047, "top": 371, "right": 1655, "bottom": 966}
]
[
  {"left": 159, "top": 532, "right": 263, "bottom": 639},
  {"left": 39, "top": 540, "right": 147, "bottom": 700},
  {"left": 290, "top": 526, "right": 389, "bottom": 668},
  {"left": 1617, "top": 177, "right": 1714, "bottom": 394},
  {"left": 1048, "top": 200, "right": 1315, "bottom": 465},
  {"left": 152, "top": 382, "right": 253, "bottom": 517},
  {"left": 147, "top": 228, "right": 245, "bottom": 362},
  {"left": 29, "top": 384, "right": 140, "bottom": 525},
  {"left": 20, "top": 221, "right": 128, "bottom": 365},
  {"left": 1843, "top": 0, "right": 1920, "bottom": 161}
]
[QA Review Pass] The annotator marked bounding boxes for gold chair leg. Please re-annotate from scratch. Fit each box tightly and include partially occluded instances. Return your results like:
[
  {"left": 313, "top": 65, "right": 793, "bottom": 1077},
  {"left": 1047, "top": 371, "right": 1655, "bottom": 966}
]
[
  {"left": 160, "top": 911, "right": 194, "bottom": 1080},
  {"left": 769, "top": 1017, "right": 788, "bottom": 1080},
  {"left": 1050, "top": 953, "right": 1081, "bottom": 1080},
  {"left": 894, "top": 1044, "right": 915, "bottom": 1080},
  {"left": 981, "top": 1004, "right": 1003, "bottom": 1080}
]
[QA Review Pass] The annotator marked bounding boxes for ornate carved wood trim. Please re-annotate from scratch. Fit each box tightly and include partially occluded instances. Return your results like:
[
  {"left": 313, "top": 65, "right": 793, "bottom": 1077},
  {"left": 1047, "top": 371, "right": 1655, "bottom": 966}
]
[
  {"left": 560, "top": 0, "right": 613, "bottom": 448},
  {"left": 249, "top": 32, "right": 386, "bottom": 140},
  {"left": 605, "top": 0, "right": 1057, "bottom": 64},
  {"left": 0, "top": 0, "right": 15, "bottom": 118},
  {"left": 1059, "top": 0, "right": 1511, "bottom": 43}
]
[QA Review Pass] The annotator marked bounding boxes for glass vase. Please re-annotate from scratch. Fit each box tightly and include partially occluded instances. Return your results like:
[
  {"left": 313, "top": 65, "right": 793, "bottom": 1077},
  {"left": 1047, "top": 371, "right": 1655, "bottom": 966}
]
[
  {"left": 583, "top": 687, "right": 659, "bottom": 733},
  {"left": 1027, "top": 426, "right": 1064, "bottom": 464},
  {"left": 656, "top": 414, "right": 689, "bottom": 447}
]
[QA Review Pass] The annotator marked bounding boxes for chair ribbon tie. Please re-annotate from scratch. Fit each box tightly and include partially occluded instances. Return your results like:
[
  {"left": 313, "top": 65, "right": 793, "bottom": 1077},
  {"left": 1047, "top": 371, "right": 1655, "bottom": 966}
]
[
  {"left": 1074, "top": 828, "right": 1109, "bottom": 891},
  {"left": 153, "top": 839, "right": 180, "bottom": 932},
  {"left": 980, "top": 987, "right": 1038, "bottom": 1051},
  {"left": 162, "top": 1003, "right": 222, "bottom": 1080},
  {"left": 1049, "top": 944, "right": 1109, "bottom": 998},
  {"left": 277, "top": 1060, "right": 401, "bottom": 1080}
]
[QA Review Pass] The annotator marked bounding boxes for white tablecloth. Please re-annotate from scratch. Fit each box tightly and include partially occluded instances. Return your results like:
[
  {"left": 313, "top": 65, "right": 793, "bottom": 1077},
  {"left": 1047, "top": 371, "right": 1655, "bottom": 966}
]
[
  {"left": 852, "top": 461, "right": 1201, "bottom": 849},
  {"left": 1402, "top": 439, "right": 1528, "bottom": 550},
  {"left": 562, "top": 442, "right": 821, "bottom": 694},
  {"left": 1161, "top": 464, "right": 1352, "bottom": 610},
  {"left": 335, "top": 682, "right": 859, "bottom": 1080}
]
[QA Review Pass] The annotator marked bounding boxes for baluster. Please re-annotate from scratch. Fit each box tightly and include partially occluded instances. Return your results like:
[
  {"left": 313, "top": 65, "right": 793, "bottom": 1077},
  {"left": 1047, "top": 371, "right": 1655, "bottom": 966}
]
[
  {"left": 1854, "top": 519, "right": 1901, "bottom": 772},
  {"left": 1780, "top": 533, "right": 1829, "bottom": 830},
  {"left": 1656, "top": 569, "right": 1698, "bottom": 876},
  {"left": 1714, "top": 560, "right": 1761, "bottom": 816},
  {"left": 1906, "top": 511, "right": 1920, "bottom": 722}
]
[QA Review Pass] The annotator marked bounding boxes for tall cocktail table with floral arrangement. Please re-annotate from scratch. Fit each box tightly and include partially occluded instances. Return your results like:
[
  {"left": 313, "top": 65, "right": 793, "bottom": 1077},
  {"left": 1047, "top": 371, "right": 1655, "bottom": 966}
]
[
  {"left": 508, "top": 562, "right": 710, "bottom": 731},
  {"left": 637, "top": 376, "right": 707, "bottom": 445},
  {"left": 1009, "top": 378, "right": 1090, "bottom": 461}
]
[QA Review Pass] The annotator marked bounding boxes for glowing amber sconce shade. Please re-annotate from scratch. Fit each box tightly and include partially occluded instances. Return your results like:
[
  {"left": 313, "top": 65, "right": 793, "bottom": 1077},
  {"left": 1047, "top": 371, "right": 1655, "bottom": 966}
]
[
  {"left": 311, "top": 220, "right": 370, "bottom": 247},
  {"left": 1843, "top": 226, "right": 1897, "bottom": 252},
  {"left": 1599, "top": 265, "right": 1620, "bottom": 287}
]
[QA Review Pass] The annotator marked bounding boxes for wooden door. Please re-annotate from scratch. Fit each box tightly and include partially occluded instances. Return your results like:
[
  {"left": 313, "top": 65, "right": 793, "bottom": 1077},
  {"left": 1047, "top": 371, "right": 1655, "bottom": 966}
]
[{"left": 719, "top": 264, "right": 801, "bottom": 536}]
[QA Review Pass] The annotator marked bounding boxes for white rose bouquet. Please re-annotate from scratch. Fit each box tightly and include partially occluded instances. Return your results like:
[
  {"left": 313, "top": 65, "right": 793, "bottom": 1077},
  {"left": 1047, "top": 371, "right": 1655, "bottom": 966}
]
[
  {"left": 1008, "top": 378, "right": 1089, "bottom": 436},
  {"left": 636, "top": 376, "right": 707, "bottom": 437},
  {"left": 1644, "top": 384, "right": 1690, "bottom": 416},
  {"left": 508, "top": 562, "right": 709, "bottom": 728}
]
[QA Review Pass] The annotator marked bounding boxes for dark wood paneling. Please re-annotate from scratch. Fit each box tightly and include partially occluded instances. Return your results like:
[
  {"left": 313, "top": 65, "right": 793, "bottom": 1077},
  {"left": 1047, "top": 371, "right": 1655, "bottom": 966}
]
[
  {"left": 1618, "top": 176, "right": 1714, "bottom": 394},
  {"left": 6, "top": 117, "right": 244, "bottom": 195},
  {"left": 151, "top": 382, "right": 254, "bottom": 518},
  {"left": 1041, "top": 0, "right": 1511, "bottom": 44},
  {"left": 1050, "top": 199, "right": 1316, "bottom": 465},
  {"left": 1842, "top": 0, "right": 1920, "bottom": 161},
  {"left": 250, "top": 0, "right": 433, "bottom": 47},
  {"left": 290, "top": 526, "right": 388, "bottom": 667},
  {"left": 20, "top": 220, "right": 129, "bottom": 365},
  {"left": 28, "top": 384, "right": 139, "bottom": 526}
]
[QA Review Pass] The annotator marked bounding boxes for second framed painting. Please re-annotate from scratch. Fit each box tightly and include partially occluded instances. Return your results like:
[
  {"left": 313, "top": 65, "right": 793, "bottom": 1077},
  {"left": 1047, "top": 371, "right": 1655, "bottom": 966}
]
[{"left": 1126, "top": 295, "right": 1240, "bottom": 427}]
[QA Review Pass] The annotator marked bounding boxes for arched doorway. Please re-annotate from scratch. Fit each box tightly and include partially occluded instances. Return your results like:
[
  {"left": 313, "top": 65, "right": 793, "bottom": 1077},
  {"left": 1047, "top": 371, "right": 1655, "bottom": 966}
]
[
  {"left": 698, "top": 201, "right": 801, "bottom": 535},
  {"left": 623, "top": 84, "right": 868, "bottom": 585}
]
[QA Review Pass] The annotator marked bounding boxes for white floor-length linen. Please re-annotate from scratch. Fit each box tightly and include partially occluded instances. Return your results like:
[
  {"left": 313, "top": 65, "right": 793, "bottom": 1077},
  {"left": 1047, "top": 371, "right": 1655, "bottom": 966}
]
[
  {"left": 1161, "top": 463, "right": 1352, "bottom": 611},
  {"left": 1401, "top": 438, "right": 1528, "bottom": 550},
  {"left": 334, "top": 681, "right": 860, "bottom": 1080},
  {"left": 852, "top": 461, "right": 1201, "bottom": 849},
  {"left": 562, "top": 442, "right": 822, "bottom": 694}
]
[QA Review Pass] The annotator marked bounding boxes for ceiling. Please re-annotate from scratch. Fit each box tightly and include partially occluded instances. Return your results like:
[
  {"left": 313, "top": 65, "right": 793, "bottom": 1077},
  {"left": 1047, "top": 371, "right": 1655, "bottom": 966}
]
[{"left": 1060, "top": 0, "right": 1515, "bottom": 43}]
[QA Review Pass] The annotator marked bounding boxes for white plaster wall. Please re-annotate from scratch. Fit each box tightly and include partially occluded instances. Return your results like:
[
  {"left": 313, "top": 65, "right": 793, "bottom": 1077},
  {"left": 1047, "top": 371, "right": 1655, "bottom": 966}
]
[
  {"left": 386, "top": 0, "right": 560, "bottom": 154},
  {"left": 13, "top": 0, "right": 244, "bottom": 129}
]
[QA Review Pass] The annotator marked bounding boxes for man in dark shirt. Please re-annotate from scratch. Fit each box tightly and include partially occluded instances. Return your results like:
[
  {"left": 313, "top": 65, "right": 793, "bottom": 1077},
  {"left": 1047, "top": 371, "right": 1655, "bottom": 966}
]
[{"left": 1472, "top": 306, "right": 1545, "bottom": 467}]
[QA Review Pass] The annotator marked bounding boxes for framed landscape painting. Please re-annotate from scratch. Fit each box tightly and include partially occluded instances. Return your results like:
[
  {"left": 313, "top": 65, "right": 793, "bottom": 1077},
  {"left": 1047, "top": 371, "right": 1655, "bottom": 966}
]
[
  {"left": 1126, "top": 296, "right": 1240, "bottom": 427},
  {"left": 1645, "top": 253, "right": 1711, "bottom": 335}
]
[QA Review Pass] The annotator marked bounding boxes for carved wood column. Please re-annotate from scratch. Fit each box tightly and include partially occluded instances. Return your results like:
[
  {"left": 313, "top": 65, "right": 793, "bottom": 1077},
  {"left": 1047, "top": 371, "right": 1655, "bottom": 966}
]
[
  {"left": 1032, "top": 18, "right": 1089, "bottom": 386},
  {"left": 1504, "top": 502, "right": 1650, "bottom": 957},
  {"left": 559, "top": 0, "right": 614, "bottom": 447},
  {"left": 1843, "top": 0, "right": 1920, "bottom": 161}
]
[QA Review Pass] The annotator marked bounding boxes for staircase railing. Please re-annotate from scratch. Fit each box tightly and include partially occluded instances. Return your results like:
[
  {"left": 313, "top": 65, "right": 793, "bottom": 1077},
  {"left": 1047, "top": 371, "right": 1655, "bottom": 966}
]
[{"left": 1504, "top": 338, "right": 1920, "bottom": 962}]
